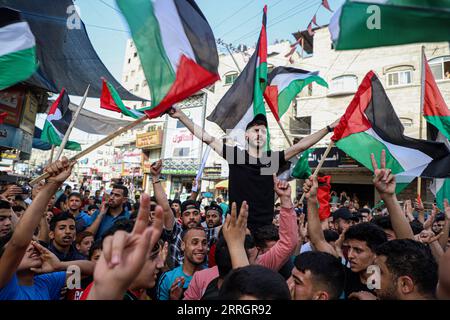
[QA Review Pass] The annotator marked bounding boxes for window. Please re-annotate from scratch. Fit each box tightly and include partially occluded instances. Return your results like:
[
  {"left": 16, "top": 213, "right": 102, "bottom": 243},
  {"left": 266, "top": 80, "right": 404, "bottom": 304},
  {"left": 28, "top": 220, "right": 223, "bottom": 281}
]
[
  {"left": 224, "top": 72, "right": 239, "bottom": 85},
  {"left": 173, "top": 147, "right": 190, "bottom": 157},
  {"left": 328, "top": 75, "right": 358, "bottom": 96},
  {"left": 429, "top": 56, "right": 450, "bottom": 80},
  {"left": 386, "top": 70, "right": 412, "bottom": 87},
  {"left": 206, "top": 84, "right": 215, "bottom": 93},
  {"left": 134, "top": 84, "right": 139, "bottom": 92},
  {"left": 290, "top": 116, "right": 311, "bottom": 135},
  {"left": 131, "top": 70, "right": 135, "bottom": 77},
  {"left": 399, "top": 117, "right": 413, "bottom": 127},
  {"left": 142, "top": 80, "right": 147, "bottom": 87},
  {"left": 127, "top": 58, "right": 131, "bottom": 64},
  {"left": 133, "top": 52, "right": 138, "bottom": 57},
  {"left": 176, "top": 120, "right": 186, "bottom": 128}
]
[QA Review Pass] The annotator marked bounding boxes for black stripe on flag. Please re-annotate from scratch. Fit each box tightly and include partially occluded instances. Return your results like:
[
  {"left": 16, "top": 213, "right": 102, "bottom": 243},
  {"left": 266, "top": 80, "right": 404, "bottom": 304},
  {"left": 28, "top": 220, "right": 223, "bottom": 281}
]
[
  {"left": 50, "top": 91, "right": 73, "bottom": 136},
  {"left": 267, "top": 66, "right": 310, "bottom": 83},
  {"left": 365, "top": 75, "right": 450, "bottom": 160},
  {"left": 174, "top": 0, "right": 219, "bottom": 75},
  {"left": 206, "top": 43, "right": 258, "bottom": 131},
  {"left": 0, "top": 7, "right": 22, "bottom": 28}
]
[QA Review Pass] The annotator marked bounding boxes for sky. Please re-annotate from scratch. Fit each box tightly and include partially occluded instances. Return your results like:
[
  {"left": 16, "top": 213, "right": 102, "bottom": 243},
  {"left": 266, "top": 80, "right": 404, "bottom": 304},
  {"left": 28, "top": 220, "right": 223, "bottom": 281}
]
[{"left": 60, "top": 0, "right": 343, "bottom": 143}]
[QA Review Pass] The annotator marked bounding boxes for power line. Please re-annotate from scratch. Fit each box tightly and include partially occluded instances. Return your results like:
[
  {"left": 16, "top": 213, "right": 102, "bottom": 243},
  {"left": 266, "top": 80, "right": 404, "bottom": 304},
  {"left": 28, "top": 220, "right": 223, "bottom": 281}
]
[
  {"left": 218, "top": 0, "right": 286, "bottom": 39},
  {"left": 231, "top": 0, "right": 319, "bottom": 45},
  {"left": 97, "top": 0, "right": 122, "bottom": 14},
  {"left": 213, "top": 0, "right": 254, "bottom": 29}
]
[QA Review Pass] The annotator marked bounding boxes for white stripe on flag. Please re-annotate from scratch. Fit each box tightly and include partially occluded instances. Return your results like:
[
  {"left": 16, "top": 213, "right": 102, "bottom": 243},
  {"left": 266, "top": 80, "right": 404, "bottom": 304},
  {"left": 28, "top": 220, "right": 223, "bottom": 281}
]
[
  {"left": 153, "top": 0, "right": 196, "bottom": 72},
  {"left": 365, "top": 128, "right": 433, "bottom": 172},
  {"left": 0, "top": 22, "right": 35, "bottom": 57},
  {"left": 270, "top": 71, "right": 319, "bottom": 92}
]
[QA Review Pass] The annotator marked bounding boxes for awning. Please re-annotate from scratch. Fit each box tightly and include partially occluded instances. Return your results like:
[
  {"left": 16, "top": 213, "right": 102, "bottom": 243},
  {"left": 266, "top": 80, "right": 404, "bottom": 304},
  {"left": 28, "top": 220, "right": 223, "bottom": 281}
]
[
  {"left": 215, "top": 180, "right": 228, "bottom": 189},
  {"left": 0, "top": 0, "right": 144, "bottom": 101}
]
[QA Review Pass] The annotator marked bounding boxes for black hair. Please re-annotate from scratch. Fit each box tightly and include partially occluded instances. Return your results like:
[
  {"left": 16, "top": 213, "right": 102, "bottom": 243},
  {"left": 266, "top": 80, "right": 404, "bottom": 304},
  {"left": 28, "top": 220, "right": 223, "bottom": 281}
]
[
  {"left": 294, "top": 251, "right": 345, "bottom": 300},
  {"left": 0, "top": 231, "right": 13, "bottom": 258},
  {"left": 323, "top": 229, "right": 339, "bottom": 243},
  {"left": 0, "top": 200, "right": 12, "bottom": 210},
  {"left": 253, "top": 225, "right": 279, "bottom": 249},
  {"left": 101, "top": 219, "right": 134, "bottom": 240},
  {"left": 410, "top": 220, "right": 424, "bottom": 235},
  {"left": 171, "top": 199, "right": 181, "bottom": 205},
  {"left": 218, "top": 265, "right": 290, "bottom": 300},
  {"left": 344, "top": 222, "right": 387, "bottom": 251},
  {"left": 87, "top": 205, "right": 99, "bottom": 211},
  {"left": 12, "top": 205, "right": 26, "bottom": 212},
  {"left": 180, "top": 226, "right": 206, "bottom": 241},
  {"left": 371, "top": 215, "right": 393, "bottom": 231},
  {"left": 49, "top": 212, "right": 76, "bottom": 231},
  {"left": 68, "top": 192, "right": 82, "bottom": 200},
  {"left": 375, "top": 239, "right": 438, "bottom": 298},
  {"left": 88, "top": 239, "right": 103, "bottom": 260},
  {"left": 111, "top": 184, "right": 129, "bottom": 197},
  {"left": 64, "top": 185, "right": 72, "bottom": 191},
  {"left": 435, "top": 213, "right": 446, "bottom": 222}
]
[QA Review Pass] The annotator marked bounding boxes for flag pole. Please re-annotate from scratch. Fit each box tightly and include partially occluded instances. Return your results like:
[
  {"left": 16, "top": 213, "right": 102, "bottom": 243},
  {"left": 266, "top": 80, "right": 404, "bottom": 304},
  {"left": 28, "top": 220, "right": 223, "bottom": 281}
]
[
  {"left": 29, "top": 115, "right": 148, "bottom": 186},
  {"left": 417, "top": 46, "right": 426, "bottom": 197},
  {"left": 277, "top": 120, "right": 293, "bottom": 147},
  {"left": 299, "top": 141, "right": 334, "bottom": 203},
  {"left": 54, "top": 85, "right": 90, "bottom": 161},
  {"left": 48, "top": 145, "right": 55, "bottom": 164}
]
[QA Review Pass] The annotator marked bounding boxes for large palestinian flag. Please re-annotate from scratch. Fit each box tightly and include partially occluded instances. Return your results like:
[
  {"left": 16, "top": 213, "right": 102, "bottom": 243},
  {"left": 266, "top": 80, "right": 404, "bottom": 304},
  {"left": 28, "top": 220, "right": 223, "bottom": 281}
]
[
  {"left": 264, "top": 67, "right": 328, "bottom": 121},
  {"left": 0, "top": 7, "right": 38, "bottom": 91},
  {"left": 100, "top": 79, "right": 144, "bottom": 119},
  {"left": 41, "top": 89, "right": 81, "bottom": 151},
  {"left": 117, "top": 0, "right": 219, "bottom": 119},
  {"left": 207, "top": 6, "right": 268, "bottom": 147},
  {"left": 330, "top": 0, "right": 450, "bottom": 50},
  {"left": 331, "top": 71, "right": 450, "bottom": 183}
]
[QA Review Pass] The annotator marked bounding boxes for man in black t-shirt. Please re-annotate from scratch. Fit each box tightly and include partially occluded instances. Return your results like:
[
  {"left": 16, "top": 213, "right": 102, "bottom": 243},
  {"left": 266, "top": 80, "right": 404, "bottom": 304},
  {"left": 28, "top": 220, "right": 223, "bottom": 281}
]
[{"left": 168, "top": 107, "right": 338, "bottom": 231}]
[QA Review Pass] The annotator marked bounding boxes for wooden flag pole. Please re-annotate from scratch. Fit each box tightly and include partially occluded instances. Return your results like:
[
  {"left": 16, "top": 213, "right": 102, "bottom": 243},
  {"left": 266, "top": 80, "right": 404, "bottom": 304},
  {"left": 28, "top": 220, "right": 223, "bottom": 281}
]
[
  {"left": 54, "top": 85, "right": 90, "bottom": 161},
  {"left": 299, "top": 141, "right": 334, "bottom": 203},
  {"left": 417, "top": 46, "right": 426, "bottom": 197},
  {"left": 48, "top": 145, "right": 55, "bottom": 164},
  {"left": 29, "top": 115, "right": 148, "bottom": 186},
  {"left": 277, "top": 120, "right": 293, "bottom": 147}
]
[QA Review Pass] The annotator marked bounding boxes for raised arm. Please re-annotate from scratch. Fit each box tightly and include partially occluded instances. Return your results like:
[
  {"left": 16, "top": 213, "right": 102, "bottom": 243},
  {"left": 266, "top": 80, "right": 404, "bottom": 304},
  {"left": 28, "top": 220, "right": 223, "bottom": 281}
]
[
  {"left": 303, "top": 176, "right": 338, "bottom": 257},
  {"left": 284, "top": 119, "right": 339, "bottom": 161},
  {"left": 371, "top": 151, "right": 414, "bottom": 240},
  {"left": 85, "top": 201, "right": 108, "bottom": 237},
  {"left": 150, "top": 160, "right": 175, "bottom": 230},
  {"left": 222, "top": 202, "right": 249, "bottom": 269},
  {"left": 168, "top": 107, "right": 223, "bottom": 156},
  {"left": 0, "top": 158, "right": 73, "bottom": 288}
]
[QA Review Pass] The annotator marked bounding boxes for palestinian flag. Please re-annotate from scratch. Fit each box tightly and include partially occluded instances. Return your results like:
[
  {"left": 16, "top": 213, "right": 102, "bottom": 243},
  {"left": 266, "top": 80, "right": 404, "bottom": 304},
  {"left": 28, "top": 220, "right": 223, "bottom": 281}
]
[
  {"left": 0, "top": 8, "right": 38, "bottom": 91},
  {"left": 291, "top": 148, "right": 314, "bottom": 179},
  {"left": 331, "top": 71, "right": 450, "bottom": 184},
  {"left": 117, "top": 0, "right": 219, "bottom": 119},
  {"left": 207, "top": 6, "right": 268, "bottom": 147},
  {"left": 41, "top": 89, "right": 81, "bottom": 151},
  {"left": 330, "top": 1, "right": 450, "bottom": 50},
  {"left": 423, "top": 54, "right": 450, "bottom": 141},
  {"left": 100, "top": 79, "right": 144, "bottom": 119},
  {"left": 264, "top": 67, "right": 328, "bottom": 121}
]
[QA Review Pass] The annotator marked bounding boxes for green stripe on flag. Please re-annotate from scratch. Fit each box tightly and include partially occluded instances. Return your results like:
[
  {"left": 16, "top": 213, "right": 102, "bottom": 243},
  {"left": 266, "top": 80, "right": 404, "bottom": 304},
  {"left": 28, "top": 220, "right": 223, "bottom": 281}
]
[
  {"left": 336, "top": 131, "right": 405, "bottom": 174},
  {"left": 107, "top": 82, "right": 143, "bottom": 119},
  {"left": 436, "top": 179, "right": 450, "bottom": 211},
  {"left": 117, "top": 0, "right": 176, "bottom": 108},
  {"left": 0, "top": 46, "right": 37, "bottom": 90},
  {"left": 41, "top": 121, "right": 81, "bottom": 151},
  {"left": 425, "top": 115, "right": 450, "bottom": 141},
  {"left": 278, "top": 76, "right": 328, "bottom": 118},
  {"left": 292, "top": 148, "right": 314, "bottom": 179}
]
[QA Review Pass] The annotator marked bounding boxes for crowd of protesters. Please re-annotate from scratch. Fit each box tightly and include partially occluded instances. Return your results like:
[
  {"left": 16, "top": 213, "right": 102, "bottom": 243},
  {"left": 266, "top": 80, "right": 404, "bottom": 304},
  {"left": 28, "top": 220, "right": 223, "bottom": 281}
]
[{"left": 0, "top": 108, "right": 449, "bottom": 300}]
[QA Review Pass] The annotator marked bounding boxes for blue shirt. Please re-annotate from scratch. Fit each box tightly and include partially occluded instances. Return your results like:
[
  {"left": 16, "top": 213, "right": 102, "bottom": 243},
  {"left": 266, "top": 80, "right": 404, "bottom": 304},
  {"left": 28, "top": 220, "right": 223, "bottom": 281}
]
[
  {"left": 0, "top": 272, "right": 66, "bottom": 300},
  {"left": 74, "top": 211, "right": 92, "bottom": 233},
  {"left": 156, "top": 265, "right": 197, "bottom": 300},
  {"left": 90, "top": 208, "right": 130, "bottom": 240}
]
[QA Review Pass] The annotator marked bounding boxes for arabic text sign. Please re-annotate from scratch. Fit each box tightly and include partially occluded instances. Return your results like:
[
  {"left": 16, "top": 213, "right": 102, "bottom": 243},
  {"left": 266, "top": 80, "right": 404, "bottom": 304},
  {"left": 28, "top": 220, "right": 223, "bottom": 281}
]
[{"left": 308, "top": 147, "right": 362, "bottom": 168}]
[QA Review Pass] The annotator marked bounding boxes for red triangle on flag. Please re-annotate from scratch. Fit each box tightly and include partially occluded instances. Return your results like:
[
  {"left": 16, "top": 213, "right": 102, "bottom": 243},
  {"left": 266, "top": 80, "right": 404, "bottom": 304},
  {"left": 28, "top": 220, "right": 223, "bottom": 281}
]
[
  {"left": 322, "top": 0, "right": 333, "bottom": 12},
  {"left": 264, "top": 85, "right": 280, "bottom": 122}
]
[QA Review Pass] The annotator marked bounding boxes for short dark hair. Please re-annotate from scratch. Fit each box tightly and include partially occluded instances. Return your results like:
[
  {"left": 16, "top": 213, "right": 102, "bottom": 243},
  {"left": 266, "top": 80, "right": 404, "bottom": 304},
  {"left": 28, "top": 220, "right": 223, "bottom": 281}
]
[
  {"left": 181, "top": 226, "right": 206, "bottom": 241},
  {"left": 294, "top": 251, "right": 345, "bottom": 299},
  {"left": 375, "top": 239, "right": 438, "bottom": 298},
  {"left": 410, "top": 220, "right": 424, "bottom": 235},
  {"left": 344, "top": 222, "right": 387, "bottom": 251},
  {"left": 87, "top": 205, "right": 99, "bottom": 211},
  {"left": 68, "top": 192, "right": 82, "bottom": 201},
  {"left": 219, "top": 265, "right": 290, "bottom": 300},
  {"left": 323, "top": 229, "right": 339, "bottom": 243},
  {"left": 76, "top": 231, "right": 93, "bottom": 245},
  {"left": 371, "top": 215, "right": 393, "bottom": 231},
  {"left": 88, "top": 240, "right": 103, "bottom": 260},
  {"left": 0, "top": 200, "right": 11, "bottom": 210},
  {"left": 49, "top": 212, "right": 76, "bottom": 231},
  {"left": 171, "top": 199, "right": 181, "bottom": 206},
  {"left": 253, "top": 225, "right": 279, "bottom": 249},
  {"left": 111, "top": 184, "right": 129, "bottom": 197},
  {"left": 435, "top": 213, "right": 446, "bottom": 222},
  {"left": 64, "top": 185, "right": 72, "bottom": 191}
]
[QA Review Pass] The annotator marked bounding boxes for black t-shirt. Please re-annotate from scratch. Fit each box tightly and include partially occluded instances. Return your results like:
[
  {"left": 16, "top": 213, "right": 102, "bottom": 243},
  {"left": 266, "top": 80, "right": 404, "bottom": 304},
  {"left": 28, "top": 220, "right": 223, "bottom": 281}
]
[
  {"left": 344, "top": 267, "right": 375, "bottom": 299},
  {"left": 222, "top": 145, "right": 287, "bottom": 232},
  {"left": 201, "top": 277, "right": 220, "bottom": 300}
]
